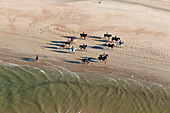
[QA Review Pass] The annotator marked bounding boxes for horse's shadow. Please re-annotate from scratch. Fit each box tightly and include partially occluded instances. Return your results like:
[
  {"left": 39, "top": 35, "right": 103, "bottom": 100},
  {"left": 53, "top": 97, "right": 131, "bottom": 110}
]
[
  {"left": 88, "top": 36, "right": 102, "bottom": 39},
  {"left": 77, "top": 57, "right": 98, "bottom": 63},
  {"left": 89, "top": 46, "right": 104, "bottom": 50},
  {"left": 47, "top": 43, "right": 61, "bottom": 46},
  {"left": 21, "top": 57, "right": 36, "bottom": 62},
  {"left": 97, "top": 43, "right": 108, "bottom": 47},
  {"left": 51, "top": 50, "right": 68, "bottom": 53},
  {"left": 63, "top": 60, "right": 81, "bottom": 64},
  {"left": 50, "top": 41, "right": 64, "bottom": 43},
  {"left": 43, "top": 46, "right": 58, "bottom": 49},
  {"left": 95, "top": 39, "right": 109, "bottom": 43},
  {"left": 61, "top": 36, "right": 78, "bottom": 39}
]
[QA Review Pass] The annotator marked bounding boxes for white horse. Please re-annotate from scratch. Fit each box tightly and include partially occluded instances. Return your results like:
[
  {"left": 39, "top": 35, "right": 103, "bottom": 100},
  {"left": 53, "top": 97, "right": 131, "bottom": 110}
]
[{"left": 69, "top": 48, "right": 77, "bottom": 54}]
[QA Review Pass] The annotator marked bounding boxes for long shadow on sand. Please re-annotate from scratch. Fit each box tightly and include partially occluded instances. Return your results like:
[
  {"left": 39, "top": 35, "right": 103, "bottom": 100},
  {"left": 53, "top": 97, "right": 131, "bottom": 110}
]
[
  {"left": 95, "top": 39, "right": 109, "bottom": 43},
  {"left": 21, "top": 57, "right": 36, "bottom": 62},
  {"left": 77, "top": 57, "right": 98, "bottom": 63},
  {"left": 88, "top": 36, "right": 102, "bottom": 39},
  {"left": 63, "top": 60, "right": 81, "bottom": 64},
  {"left": 47, "top": 43, "right": 61, "bottom": 46},
  {"left": 50, "top": 41, "right": 64, "bottom": 43},
  {"left": 97, "top": 43, "right": 108, "bottom": 47},
  {"left": 43, "top": 46, "right": 59, "bottom": 49},
  {"left": 51, "top": 50, "right": 68, "bottom": 53},
  {"left": 89, "top": 46, "right": 104, "bottom": 50},
  {"left": 61, "top": 36, "right": 78, "bottom": 39}
]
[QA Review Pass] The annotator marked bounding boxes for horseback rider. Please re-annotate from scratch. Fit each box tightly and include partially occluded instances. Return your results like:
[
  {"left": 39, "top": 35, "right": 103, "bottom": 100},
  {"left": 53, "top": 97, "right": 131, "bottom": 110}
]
[
  {"left": 83, "top": 32, "right": 85, "bottom": 36},
  {"left": 115, "top": 35, "right": 117, "bottom": 38},
  {"left": 85, "top": 56, "right": 88, "bottom": 62},
  {"left": 72, "top": 46, "right": 74, "bottom": 51},
  {"left": 36, "top": 55, "right": 39, "bottom": 61},
  {"left": 119, "top": 40, "right": 122, "bottom": 45},
  {"left": 83, "top": 43, "right": 85, "bottom": 48},
  {"left": 71, "top": 37, "right": 74, "bottom": 41},
  {"left": 107, "top": 32, "right": 108, "bottom": 36},
  {"left": 102, "top": 53, "right": 106, "bottom": 57}
]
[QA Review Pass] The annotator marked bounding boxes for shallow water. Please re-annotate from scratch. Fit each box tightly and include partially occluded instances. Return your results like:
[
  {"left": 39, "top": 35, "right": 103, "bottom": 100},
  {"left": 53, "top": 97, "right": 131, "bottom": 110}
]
[{"left": 0, "top": 62, "right": 169, "bottom": 113}]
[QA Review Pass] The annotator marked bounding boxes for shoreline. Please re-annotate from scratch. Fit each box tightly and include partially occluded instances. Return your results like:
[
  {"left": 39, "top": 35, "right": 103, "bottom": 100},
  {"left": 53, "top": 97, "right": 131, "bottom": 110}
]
[{"left": 0, "top": 51, "right": 169, "bottom": 89}]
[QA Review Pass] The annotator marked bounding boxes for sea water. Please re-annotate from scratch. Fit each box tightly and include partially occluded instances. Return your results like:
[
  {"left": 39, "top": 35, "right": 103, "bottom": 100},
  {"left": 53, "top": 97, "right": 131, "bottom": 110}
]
[{"left": 0, "top": 62, "right": 169, "bottom": 113}]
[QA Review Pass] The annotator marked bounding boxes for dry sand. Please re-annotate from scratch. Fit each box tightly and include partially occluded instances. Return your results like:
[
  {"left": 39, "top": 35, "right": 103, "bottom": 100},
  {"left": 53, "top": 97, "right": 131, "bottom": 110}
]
[{"left": 0, "top": 0, "right": 170, "bottom": 87}]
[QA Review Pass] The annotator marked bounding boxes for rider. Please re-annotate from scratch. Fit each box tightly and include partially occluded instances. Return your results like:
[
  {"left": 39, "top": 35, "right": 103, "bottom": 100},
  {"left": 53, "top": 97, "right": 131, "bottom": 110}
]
[
  {"left": 107, "top": 32, "right": 108, "bottom": 35},
  {"left": 36, "top": 55, "right": 39, "bottom": 61},
  {"left": 85, "top": 56, "right": 88, "bottom": 62},
  {"left": 71, "top": 37, "right": 74, "bottom": 41},
  {"left": 83, "top": 43, "right": 85, "bottom": 47},
  {"left": 72, "top": 46, "right": 74, "bottom": 51},
  {"left": 119, "top": 40, "right": 122, "bottom": 45},
  {"left": 83, "top": 32, "right": 85, "bottom": 36},
  {"left": 115, "top": 35, "right": 117, "bottom": 38}
]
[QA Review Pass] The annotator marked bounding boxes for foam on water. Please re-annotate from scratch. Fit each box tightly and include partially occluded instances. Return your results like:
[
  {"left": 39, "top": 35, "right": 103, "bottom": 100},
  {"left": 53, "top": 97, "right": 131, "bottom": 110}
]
[
  {"left": 0, "top": 63, "right": 169, "bottom": 113},
  {"left": 57, "top": 66, "right": 80, "bottom": 79}
]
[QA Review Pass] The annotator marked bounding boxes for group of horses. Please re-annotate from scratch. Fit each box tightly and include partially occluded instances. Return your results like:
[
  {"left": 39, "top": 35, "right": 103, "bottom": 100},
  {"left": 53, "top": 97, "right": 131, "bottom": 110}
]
[
  {"left": 104, "top": 34, "right": 124, "bottom": 48},
  {"left": 59, "top": 32, "right": 124, "bottom": 64}
]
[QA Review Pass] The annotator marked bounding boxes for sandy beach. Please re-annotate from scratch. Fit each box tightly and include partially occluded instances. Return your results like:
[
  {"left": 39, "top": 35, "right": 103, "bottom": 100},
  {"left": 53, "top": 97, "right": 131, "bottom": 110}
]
[{"left": 0, "top": 0, "right": 170, "bottom": 88}]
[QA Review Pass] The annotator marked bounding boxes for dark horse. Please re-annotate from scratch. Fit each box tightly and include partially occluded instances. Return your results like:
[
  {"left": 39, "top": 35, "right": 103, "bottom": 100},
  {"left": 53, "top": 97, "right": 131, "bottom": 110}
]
[
  {"left": 98, "top": 54, "right": 108, "bottom": 62},
  {"left": 112, "top": 36, "right": 120, "bottom": 42},
  {"left": 79, "top": 44, "right": 87, "bottom": 51},
  {"left": 80, "top": 33, "right": 87, "bottom": 40},
  {"left": 108, "top": 43, "right": 114, "bottom": 48},
  {"left": 104, "top": 34, "right": 112, "bottom": 40},
  {"left": 82, "top": 58, "right": 92, "bottom": 64}
]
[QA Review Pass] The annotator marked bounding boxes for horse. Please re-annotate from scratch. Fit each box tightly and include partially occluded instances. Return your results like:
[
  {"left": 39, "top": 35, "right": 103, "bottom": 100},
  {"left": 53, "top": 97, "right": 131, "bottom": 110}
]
[
  {"left": 64, "top": 41, "right": 72, "bottom": 46},
  {"left": 82, "top": 58, "right": 92, "bottom": 64},
  {"left": 60, "top": 44, "right": 66, "bottom": 48},
  {"left": 98, "top": 54, "right": 108, "bottom": 63},
  {"left": 112, "top": 36, "right": 120, "bottom": 42},
  {"left": 116, "top": 41, "right": 124, "bottom": 48},
  {"left": 80, "top": 33, "right": 87, "bottom": 40},
  {"left": 69, "top": 48, "right": 77, "bottom": 54},
  {"left": 79, "top": 44, "right": 87, "bottom": 51},
  {"left": 108, "top": 43, "right": 114, "bottom": 48},
  {"left": 68, "top": 39, "right": 77, "bottom": 43},
  {"left": 104, "top": 34, "right": 112, "bottom": 40}
]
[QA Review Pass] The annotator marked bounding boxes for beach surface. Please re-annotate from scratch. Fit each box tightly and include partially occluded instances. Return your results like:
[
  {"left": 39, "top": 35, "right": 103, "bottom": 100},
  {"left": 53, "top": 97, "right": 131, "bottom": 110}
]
[{"left": 0, "top": 0, "right": 170, "bottom": 88}]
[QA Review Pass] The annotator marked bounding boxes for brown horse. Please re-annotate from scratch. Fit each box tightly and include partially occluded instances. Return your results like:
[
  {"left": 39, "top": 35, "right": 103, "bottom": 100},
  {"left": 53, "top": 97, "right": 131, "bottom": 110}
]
[{"left": 64, "top": 41, "right": 72, "bottom": 46}]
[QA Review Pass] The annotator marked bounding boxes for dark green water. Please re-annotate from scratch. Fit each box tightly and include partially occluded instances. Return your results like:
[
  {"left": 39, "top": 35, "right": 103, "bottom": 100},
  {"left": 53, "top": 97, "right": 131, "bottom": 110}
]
[{"left": 0, "top": 62, "right": 169, "bottom": 113}]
